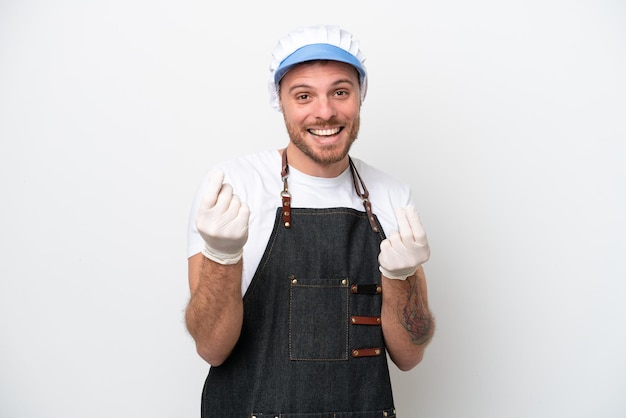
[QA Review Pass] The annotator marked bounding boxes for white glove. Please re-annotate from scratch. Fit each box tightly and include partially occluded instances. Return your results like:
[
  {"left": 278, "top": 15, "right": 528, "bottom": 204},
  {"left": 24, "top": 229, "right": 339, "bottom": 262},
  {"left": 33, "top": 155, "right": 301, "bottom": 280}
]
[
  {"left": 378, "top": 206, "right": 430, "bottom": 280},
  {"left": 195, "top": 170, "right": 250, "bottom": 265}
]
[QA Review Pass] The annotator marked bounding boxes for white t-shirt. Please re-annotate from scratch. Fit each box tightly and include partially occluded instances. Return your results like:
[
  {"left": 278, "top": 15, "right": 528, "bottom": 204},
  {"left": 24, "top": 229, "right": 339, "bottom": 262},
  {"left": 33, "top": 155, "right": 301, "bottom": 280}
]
[{"left": 187, "top": 149, "right": 414, "bottom": 295}]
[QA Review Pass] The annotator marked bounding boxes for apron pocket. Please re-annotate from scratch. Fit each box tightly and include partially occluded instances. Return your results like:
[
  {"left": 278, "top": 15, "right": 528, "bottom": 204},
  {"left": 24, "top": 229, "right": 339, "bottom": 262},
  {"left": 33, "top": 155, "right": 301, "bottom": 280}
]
[{"left": 289, "top": 276, "right": 349, "bottom": 360}]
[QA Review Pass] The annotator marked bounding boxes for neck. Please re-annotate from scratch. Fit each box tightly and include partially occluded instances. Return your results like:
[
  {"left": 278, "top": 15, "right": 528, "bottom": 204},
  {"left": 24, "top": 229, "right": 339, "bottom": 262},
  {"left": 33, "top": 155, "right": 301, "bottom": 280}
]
[{"left": 282, "top": 144, "right": 350, "bottom": 178}]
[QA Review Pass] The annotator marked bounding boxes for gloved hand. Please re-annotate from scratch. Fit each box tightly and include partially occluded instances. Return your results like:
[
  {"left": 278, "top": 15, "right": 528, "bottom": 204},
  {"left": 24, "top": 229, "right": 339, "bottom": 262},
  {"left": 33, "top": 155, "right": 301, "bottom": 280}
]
[
  {"left": 196, "top": 170, "right": 250, "bottom": 265},
  {"left": 378, "top": 206, "right": 430, "bottom": 280}
]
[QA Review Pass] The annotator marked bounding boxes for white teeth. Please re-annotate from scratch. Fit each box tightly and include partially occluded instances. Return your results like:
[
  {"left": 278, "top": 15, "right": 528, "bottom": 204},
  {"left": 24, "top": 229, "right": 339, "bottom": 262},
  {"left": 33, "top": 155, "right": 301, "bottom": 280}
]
[{"left": 310, "top": 127, "right": 340, "bottom": 136}]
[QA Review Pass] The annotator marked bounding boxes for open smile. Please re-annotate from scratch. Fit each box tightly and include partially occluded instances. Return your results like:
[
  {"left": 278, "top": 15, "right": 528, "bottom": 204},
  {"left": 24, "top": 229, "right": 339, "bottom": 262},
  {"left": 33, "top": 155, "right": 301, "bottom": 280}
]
[{"left": 307, "top": 127, "right": 343, "bottom": 137}]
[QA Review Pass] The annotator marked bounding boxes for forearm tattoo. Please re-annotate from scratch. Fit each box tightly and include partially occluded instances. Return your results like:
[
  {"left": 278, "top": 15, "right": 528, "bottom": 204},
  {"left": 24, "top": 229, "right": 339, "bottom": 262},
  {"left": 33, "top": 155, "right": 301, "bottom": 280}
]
[{"left": 399, "top": 276, "right": 433, "bottom": 345}]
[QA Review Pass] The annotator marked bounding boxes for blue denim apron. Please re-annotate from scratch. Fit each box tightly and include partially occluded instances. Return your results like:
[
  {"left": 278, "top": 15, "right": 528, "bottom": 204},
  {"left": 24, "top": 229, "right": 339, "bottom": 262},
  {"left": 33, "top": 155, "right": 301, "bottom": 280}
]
[{"left": 201, "top": 156, "right": 396, "bottom": 418}]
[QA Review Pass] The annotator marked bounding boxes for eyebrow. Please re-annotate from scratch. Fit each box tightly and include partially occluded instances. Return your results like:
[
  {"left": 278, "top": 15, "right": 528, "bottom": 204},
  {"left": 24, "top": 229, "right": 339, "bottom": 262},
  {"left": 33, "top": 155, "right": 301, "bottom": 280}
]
[{"left": 287, "top": 78, "right": 357, "bottom": 94}]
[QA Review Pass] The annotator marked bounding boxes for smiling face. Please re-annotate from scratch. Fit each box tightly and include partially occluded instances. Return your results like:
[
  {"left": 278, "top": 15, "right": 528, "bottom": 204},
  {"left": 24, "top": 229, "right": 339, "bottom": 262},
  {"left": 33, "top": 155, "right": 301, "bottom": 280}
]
[{"left": 279, "top": 60, "right": 362, "bottom": 177}]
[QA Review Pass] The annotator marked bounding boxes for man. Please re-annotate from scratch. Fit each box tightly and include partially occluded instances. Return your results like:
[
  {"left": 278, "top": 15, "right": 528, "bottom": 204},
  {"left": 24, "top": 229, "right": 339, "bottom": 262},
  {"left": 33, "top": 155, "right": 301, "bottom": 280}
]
[{"left": 185, "top": 24, "right": 434, "bottom": 417}]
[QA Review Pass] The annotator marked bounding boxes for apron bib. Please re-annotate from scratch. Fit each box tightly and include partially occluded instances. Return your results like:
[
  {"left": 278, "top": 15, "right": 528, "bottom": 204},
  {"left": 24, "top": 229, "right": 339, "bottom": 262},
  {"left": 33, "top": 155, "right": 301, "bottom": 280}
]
[{"left": 201, "top": 154, "right": 396, "bottom": 417}]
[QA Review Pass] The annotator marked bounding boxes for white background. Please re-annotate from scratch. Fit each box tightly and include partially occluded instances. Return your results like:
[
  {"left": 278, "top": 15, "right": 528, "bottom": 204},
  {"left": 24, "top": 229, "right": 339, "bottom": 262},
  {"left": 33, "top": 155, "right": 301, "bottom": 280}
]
[{"left": 1, "top": 1, "right": 625, "bottom": 417}]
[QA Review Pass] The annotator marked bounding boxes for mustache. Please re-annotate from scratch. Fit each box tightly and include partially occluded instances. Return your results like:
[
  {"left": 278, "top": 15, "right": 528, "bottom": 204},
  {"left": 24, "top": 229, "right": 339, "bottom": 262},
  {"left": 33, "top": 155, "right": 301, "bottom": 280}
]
[{"left": 309, "top": 117, "right": 343, "bottom": 127}]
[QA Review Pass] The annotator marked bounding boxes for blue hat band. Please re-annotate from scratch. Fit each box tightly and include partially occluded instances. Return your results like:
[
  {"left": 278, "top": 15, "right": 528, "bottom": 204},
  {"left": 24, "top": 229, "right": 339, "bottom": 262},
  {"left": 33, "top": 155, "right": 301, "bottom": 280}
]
[{"left": 274, "top": 43, "right": 366, "bottom": 84}]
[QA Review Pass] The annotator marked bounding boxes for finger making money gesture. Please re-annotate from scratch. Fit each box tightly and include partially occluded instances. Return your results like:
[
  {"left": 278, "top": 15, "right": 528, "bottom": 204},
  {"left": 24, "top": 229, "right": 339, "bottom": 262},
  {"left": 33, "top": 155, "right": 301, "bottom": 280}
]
[
  {"left": 378, "top": 206, "right": 430, "bottom": 280},
  {"left": 195, "top": 170, "right": 250, "bottom": 265}
]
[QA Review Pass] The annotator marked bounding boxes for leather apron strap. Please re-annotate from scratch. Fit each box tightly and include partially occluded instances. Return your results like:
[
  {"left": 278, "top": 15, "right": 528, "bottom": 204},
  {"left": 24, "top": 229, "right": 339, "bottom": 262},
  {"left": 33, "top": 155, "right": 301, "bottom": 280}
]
[{"left": 280, "top": 149, "right": 379, "bottom": 232}]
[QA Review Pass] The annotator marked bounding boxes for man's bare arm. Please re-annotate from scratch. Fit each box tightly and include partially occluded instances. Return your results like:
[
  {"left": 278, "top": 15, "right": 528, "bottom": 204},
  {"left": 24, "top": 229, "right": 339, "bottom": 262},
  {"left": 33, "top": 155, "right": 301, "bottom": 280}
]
[
  {"left": 185, "top": 253, "right": 243, "bottom": 366},
  {"left": 381, "top": 265, "right": 434, "bottom": 371}
]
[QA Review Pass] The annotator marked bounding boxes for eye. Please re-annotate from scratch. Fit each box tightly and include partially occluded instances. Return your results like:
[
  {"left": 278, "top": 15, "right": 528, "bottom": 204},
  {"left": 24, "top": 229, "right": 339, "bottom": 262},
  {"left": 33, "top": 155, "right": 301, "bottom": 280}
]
[{"left": 296, "top": 93, "right": 310, "bottom": 100}]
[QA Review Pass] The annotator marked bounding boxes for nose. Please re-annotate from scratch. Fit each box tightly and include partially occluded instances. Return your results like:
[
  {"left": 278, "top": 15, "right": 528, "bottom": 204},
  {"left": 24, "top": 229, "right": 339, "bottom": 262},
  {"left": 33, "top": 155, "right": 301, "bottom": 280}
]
[{"left": 313, "top": 96, "right": 337, "bottom": 121}]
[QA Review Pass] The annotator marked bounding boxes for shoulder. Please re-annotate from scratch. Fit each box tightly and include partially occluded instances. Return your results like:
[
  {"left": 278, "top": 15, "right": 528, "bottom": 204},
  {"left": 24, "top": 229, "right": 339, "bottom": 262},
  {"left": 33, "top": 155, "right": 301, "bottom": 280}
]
[
  {"left": 350, "top": 157, "right": 414, "bottom": 236},
  {"left": 350, "top": 157, "right": 412, "bottom": 201}
]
